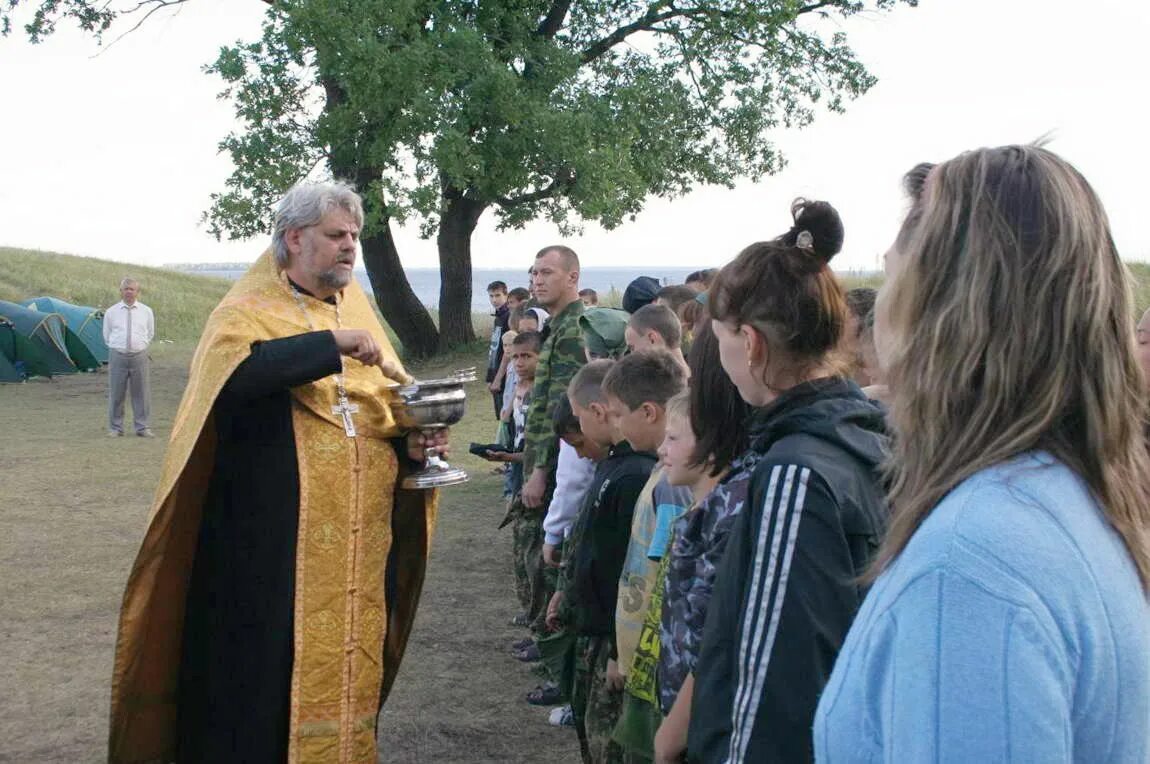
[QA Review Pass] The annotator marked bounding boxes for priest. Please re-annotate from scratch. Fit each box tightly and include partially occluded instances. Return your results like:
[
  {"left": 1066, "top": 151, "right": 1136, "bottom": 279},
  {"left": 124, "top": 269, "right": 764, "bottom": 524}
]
[{"left": 108, "top": 181, "right": 445, "bottom": 763}]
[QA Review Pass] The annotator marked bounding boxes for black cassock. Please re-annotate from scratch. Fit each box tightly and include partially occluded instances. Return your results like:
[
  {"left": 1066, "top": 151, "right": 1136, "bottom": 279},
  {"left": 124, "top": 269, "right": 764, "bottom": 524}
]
[{"left": 176, "top": 330, "right": 340, "bottom": 763}]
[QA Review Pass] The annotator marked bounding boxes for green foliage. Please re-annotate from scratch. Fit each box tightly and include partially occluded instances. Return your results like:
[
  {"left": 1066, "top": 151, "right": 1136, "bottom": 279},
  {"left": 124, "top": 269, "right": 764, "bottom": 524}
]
[
  {"left": 2, "top": 0, "right": 115, "bottom": 41},
  {"left": 4, "top": 0, "right": 919, "bottom": 354},
  {"left": 191, "top": 0, "right": 918, "bottom": 240}
]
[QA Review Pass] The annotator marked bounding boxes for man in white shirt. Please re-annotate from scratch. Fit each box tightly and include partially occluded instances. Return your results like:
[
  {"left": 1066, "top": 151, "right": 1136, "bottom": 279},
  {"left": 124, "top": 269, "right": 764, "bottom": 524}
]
[{"left": 103, "top": 277, "right": 155, "bottom": 437}]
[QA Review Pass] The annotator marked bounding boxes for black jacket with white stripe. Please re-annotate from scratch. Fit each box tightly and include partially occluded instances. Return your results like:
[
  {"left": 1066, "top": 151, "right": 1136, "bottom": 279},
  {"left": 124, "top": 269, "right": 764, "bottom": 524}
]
[{"left": 688, "top": 377, "right": 889, "bottom": 764}]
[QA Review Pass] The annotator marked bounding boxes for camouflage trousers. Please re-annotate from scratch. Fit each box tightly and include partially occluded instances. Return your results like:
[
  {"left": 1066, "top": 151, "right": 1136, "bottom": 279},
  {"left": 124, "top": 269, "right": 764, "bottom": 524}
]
[
  {"left": 510, "top": 501, "right": 547, "bottom": 625},
  {"left": 571, "top": 635, "right": 625, "bottom": 764}
]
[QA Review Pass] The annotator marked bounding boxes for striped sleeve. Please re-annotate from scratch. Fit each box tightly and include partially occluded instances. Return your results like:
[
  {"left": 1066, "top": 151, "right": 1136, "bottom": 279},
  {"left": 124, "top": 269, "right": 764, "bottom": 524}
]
[
  {"left": 729, "top": 463, "right": 810, "bottom": 762},
  {"left": 726, "top": 463, "right": 855, "bottom": 764}
]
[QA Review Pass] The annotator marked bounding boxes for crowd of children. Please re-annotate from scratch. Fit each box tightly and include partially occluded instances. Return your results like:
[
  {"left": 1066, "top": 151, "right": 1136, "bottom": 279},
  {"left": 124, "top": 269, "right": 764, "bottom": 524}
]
[{"left": 477, "top": 144, "right": 1150, "bottom": 763}]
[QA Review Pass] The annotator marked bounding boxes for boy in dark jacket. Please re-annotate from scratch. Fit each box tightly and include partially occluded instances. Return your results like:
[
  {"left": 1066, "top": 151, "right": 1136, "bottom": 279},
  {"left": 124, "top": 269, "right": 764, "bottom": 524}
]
[{"left": 559, "top": 359, "right": 657, "bottom": 763}]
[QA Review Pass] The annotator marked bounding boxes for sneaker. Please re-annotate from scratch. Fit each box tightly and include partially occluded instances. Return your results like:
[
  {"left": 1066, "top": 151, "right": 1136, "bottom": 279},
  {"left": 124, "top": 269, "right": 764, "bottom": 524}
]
[
  {"left": 548, "top": 705, "right": 574, "bottom": 727},
  {"left": 509, "top": 613, "right": 530, "bottom": 628},
  {"left": 107, "top": 430, "right": 123, "bottom": 437},
  {"left": 511, "top": 637, "right": 534, "bottom": 651},
  {"left": 137, "top": 429, "right": 156, "bottom": 438}
]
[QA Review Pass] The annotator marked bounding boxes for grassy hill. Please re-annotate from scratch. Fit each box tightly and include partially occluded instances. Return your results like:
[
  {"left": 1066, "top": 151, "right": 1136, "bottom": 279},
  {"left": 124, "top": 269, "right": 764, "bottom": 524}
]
[
  {"left": 3, "top": 247, "right": 1149, "bottom": 348},
  {"left": 0, "top": 247, "right": 231, "bottom": 343},
  {"left": 0, "top": 247, "right": 480, "bottom": 357}
]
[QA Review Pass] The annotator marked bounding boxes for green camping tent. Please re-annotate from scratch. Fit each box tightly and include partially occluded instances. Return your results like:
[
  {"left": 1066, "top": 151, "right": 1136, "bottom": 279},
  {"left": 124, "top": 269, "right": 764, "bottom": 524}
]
[
  {"left": 0, "top": 349, "right": 20, "bottom": 382},
  {"left": 0, "top": 321, "right": 25, "bottom": 382},
  {"left": 0, "top": 300, "right": 84, "bottom": 375},
  {"left": 0, "top": 316, "right": 56, "bottom": 379},
  {"left": 23, "top": 296, "right": 108, "bottom": 363},
  {"left": 0, "top": 300, "right": 98, "bottom": 372}
]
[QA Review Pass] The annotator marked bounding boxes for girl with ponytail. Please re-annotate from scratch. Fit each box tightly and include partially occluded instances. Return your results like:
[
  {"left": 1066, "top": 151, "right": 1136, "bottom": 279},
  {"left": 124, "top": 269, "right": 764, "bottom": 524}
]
[{"left": 685, "top": 201, "right": 890, "bottom": 764}]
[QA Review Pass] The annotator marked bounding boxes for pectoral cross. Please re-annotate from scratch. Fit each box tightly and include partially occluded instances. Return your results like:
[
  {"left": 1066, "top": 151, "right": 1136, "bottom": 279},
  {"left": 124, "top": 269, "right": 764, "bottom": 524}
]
[{"left": 333, "top": 394, "right": 360, "bottom": 438}]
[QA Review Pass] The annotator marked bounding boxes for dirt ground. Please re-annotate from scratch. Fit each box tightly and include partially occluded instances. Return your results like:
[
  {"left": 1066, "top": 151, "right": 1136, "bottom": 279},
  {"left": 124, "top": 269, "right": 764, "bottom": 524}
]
[{"left": 0, "top": 345, "right": 580, "bottom": 763}]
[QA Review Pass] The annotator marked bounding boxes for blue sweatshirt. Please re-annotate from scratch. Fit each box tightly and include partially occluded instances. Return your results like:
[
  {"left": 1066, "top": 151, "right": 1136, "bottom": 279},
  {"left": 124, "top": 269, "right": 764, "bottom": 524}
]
[{"left": 815, "top": 452, "right": 1150, "bottom": 762}]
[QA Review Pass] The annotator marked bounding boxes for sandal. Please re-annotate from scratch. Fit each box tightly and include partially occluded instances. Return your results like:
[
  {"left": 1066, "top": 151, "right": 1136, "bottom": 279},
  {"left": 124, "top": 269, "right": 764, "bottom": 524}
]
[
  {"left": 513, "top": 643, "right": 542, "bottom": 662},
  {"left": 526, "top": 682, "right": 563, "bottom": 706}
]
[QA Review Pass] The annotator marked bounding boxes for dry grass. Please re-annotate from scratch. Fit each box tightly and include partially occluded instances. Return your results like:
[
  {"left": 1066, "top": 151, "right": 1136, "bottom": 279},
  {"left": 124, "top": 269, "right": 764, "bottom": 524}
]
[
  {"left": 0, "top": 345, "right": 579, "bottom": 762},
  {"left": 0, "top": 247, "right": 233, "bottom": 343},
  {"left": 3, "top": 246, "right": 1148, "bottom": 761}
]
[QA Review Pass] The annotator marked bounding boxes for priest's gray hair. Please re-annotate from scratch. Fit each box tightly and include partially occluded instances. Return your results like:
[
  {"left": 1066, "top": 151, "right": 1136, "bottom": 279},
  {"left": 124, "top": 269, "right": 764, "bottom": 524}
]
[{"left": 272, "top": 181, "right": 365, "bottom": 268}]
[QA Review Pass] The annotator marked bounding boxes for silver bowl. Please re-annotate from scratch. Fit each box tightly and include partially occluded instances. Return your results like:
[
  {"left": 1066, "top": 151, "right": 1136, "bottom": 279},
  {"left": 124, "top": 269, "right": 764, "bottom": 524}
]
[{"left": 388, "top": 368, "right": 476, "bottom": 489}]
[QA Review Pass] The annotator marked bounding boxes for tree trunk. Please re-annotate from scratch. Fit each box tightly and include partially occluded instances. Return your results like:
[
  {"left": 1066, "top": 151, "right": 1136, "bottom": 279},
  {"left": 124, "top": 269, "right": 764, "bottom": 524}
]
[
  {"left": 435, "top": 190, "right": 489, "bottom": 350},
  {"left": 360, "top": 222, "right": 440, "bottom": 359}
]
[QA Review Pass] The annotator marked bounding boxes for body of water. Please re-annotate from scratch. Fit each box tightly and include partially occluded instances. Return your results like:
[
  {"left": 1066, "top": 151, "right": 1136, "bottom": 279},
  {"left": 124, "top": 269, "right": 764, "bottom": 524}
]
[{"left": 195, "top": 266, "right": 706, "bottom": 312}]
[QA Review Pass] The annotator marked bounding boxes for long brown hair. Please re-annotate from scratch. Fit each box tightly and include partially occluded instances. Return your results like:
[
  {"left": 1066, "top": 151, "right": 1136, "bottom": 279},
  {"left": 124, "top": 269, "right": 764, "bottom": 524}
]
[
  {"left": 687, "top": 318, "right": 750, "bottom": 475},
  {"left": 874, "top": 145, "right": 1150, "bottom": 588}
]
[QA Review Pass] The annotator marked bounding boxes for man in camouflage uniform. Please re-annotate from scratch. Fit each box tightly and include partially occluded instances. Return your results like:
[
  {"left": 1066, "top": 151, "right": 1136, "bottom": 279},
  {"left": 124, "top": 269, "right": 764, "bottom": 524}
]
[{"left": 517, "top": 244, "right": 587, "bottom": 633}]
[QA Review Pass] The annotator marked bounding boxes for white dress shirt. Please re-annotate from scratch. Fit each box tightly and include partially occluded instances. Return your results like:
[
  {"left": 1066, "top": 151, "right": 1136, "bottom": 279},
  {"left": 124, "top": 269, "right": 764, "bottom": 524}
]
[{"left": 103, "top": 301, "right": 155, "bottom": 353}]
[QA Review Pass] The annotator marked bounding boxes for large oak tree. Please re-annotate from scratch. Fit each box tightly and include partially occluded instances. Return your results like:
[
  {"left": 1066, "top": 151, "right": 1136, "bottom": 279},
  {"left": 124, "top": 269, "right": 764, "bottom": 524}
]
[{"left": 5, "top": 0, "right": 916, "bottom": 357}]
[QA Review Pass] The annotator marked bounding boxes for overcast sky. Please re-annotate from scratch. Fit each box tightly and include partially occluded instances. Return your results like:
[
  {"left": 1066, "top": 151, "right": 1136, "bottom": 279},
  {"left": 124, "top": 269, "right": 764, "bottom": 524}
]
[{"left": 1, "top": 0, "right": 1147, "bottom": 271}]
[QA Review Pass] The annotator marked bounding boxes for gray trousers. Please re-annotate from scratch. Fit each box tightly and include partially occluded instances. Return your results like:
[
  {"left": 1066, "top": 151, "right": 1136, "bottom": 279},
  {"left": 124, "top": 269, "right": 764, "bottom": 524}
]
[{"left": 108, "top": 349, "right": 151, "bottom": 433}]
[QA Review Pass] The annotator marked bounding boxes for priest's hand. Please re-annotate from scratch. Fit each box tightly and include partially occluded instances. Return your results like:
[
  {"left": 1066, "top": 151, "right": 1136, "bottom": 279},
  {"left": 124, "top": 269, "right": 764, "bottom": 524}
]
[
  {"left": 332, "top": 329, "right": 383, "bottom": 367},
  {"left": 406, "top": 428, "right": 450, "bottom": 464}
]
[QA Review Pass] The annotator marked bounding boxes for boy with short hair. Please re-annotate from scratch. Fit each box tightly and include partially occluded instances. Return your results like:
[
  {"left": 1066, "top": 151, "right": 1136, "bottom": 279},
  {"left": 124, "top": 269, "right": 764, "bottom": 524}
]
[
  {"left": 486, "top": 280, "right": 511, "bottom": 417},
  {"left": 507, "top": 286, "right": 531, "bottom": 313},
  {"left": 598, "top": 352, "right": 685, "bottom": 759},
  {"left": 596, "top": 352, "right": 690, "bottom": 760},
  {"left": 654, "top": 284, "right": 697, "bottom": 315},
  {"left": 487, "top": 332, "right": 542, "bottom": 626},
  {"left": 560, "top": 360, "right": 658, "bottom": 763},
  {"left": 624, "top": 304, "right": 689, "bottom": 375}
]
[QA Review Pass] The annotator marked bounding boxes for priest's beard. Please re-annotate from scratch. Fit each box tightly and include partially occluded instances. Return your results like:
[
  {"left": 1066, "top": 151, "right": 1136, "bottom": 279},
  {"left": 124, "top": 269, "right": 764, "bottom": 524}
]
[{"left": 317, "top": 266, "right": 353, "bottom": 290}]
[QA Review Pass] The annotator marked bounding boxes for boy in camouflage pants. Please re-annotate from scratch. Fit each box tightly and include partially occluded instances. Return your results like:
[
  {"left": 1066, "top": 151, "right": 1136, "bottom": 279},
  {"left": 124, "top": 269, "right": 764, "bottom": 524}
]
[{"left": 558, "top": 361, "right": 657, "bottom": 763}]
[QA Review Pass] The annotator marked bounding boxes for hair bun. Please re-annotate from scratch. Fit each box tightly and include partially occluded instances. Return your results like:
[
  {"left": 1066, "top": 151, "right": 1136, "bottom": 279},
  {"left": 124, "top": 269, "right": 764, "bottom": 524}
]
[{"left": 783, "top": 199, "right": 844, "bottom": 264}]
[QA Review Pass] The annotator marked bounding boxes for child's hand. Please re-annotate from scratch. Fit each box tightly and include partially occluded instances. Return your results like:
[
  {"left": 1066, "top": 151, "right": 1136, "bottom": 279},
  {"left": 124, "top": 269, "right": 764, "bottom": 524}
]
[
  {"left": 605, "top": 659, "right": 624, "bottom": 691},
  {"left": 542, "top": 543, "right": 560, "bottom": 567},
  {"left": 545, "top": 591, "right": 564, "bottom": 632},
  {"left": 653, "top": 720, "right": 687, "bottom": 764}
]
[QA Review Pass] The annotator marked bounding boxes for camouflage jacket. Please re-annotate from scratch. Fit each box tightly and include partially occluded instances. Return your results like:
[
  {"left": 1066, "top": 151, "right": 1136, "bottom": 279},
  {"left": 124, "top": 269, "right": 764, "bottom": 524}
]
[
  {"left": 657, "top": 447, "right": 760, "bottom": 714},
  {"left": 522, "top": 298, "right": 585, "bottom": 479}
]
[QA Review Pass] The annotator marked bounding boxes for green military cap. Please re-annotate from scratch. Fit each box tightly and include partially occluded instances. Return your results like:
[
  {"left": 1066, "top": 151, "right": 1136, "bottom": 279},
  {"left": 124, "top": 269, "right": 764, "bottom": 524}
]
[{"left": 579, "top": 308, "right": 630, "bottom": 360}]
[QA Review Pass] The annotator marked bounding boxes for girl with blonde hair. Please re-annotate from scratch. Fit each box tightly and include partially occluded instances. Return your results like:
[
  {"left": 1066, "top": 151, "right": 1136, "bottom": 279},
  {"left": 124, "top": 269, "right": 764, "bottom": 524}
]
[{"left": 816, "top": 146, "right": 1150, "bottom": 760}]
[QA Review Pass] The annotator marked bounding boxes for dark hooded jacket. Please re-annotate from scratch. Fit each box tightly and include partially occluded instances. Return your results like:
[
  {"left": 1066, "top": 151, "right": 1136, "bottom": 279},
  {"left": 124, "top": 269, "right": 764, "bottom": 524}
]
[{"left": 688, "top": 377, "right": 889, "bottom": 764}]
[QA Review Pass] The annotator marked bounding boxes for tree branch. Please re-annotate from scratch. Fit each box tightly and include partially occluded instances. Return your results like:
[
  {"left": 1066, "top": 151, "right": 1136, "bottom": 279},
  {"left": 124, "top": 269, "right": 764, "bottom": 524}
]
[
  {"left": 798, "top": 1, "right": 841, "bottom": 14},
  {"left": 535, "top": 0, "right": 572, "bottom": 39},
  {"left": 578, "top": 1, "right": 845, "bottom": 67},
  {"left": 495, "top": 169, "right": 574, "bottom": 208},
  {"left": 579, "top": 2, "right": 677, "bottom": 65}
]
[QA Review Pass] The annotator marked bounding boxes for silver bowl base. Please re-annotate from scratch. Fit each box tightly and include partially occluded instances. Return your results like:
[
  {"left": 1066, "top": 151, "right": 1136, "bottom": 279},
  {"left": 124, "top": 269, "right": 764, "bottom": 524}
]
[{"left": 403, "top": 465, "right": 470, "bottom": 490}]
